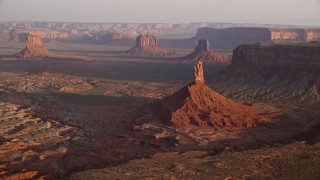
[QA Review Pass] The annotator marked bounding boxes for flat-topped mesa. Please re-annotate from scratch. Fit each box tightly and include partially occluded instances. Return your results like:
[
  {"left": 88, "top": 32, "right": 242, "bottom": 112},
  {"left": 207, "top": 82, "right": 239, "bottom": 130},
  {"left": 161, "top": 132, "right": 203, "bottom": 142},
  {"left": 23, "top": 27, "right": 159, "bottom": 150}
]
[
  {"left": 193, "top": 27, "right": 320, "bottom": 49},
  {"left": 127, "top": 34, "right": 168, "bottom": 55},
  {"left": 232, "top": 43, "right": 320, "bottom": 70},
  {"left": 183, "top": 39, "right": 228, "bottom": 64},
  {"left": 194, "top": 61, "right": 205, "bottom": 84}
]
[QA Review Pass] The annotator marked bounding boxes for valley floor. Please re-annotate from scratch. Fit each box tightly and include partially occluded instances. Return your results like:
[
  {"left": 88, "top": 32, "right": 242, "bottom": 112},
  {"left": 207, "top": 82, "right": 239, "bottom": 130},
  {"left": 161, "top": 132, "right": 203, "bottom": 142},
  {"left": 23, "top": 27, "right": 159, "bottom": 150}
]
[{"left": 0, "top": 44, "right": 319, "bottom": 179}]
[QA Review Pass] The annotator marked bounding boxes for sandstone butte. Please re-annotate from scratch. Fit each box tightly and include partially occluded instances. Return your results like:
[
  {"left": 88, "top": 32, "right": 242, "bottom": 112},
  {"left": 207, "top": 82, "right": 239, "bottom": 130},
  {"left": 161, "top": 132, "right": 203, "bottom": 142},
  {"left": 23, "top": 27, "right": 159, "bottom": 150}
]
[
  {"left": 127, "top": 34, "right": 168, "bottom": 55},
  {"left": 183, "top": 39, "right": 228, "bottom": 64},
  {"left": 154, "top": 60, "right": 257, "bottom": 129},
  {"left": 13, "top": 33, "right": 54, "bottom": 59},
  {"left": 4, "top": 33, "right": 90, "bottom": 61}
]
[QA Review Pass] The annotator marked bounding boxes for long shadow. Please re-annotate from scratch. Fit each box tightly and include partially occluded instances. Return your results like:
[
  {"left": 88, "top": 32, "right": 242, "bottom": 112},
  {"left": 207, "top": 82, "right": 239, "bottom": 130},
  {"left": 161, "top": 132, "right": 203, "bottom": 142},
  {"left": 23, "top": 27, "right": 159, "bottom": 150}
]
[
  {"left": 49, "top": 49, "right": 126, "bottom": 55},
  {"left": 0, "top": 90, "right": 158, "bottom": 177},
  {"left": 1, "top": 89, "right": 320, "bottom": 178},
  {"left": 0, "top": 60, "right": 227, "bottom": 83},
  {"left": 115, "top": 55, "right": 180, "bottom": 61}
]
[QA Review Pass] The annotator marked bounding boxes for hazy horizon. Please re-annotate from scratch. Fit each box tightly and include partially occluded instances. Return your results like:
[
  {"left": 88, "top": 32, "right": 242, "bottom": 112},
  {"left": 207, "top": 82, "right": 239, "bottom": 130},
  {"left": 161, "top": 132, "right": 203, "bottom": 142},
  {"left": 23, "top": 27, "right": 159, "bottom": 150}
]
[{"left": 0, "top": 0, "right": 319, "bottom": 26}]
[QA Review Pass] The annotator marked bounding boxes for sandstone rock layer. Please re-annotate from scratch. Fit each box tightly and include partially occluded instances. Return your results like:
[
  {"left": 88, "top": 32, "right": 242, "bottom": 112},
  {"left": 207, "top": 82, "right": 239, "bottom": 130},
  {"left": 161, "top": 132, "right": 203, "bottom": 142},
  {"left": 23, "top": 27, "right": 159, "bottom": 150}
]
[
  {"left": 232, "top": 43, "right": 320, "bottom": 70},
  {"left": 191, "top": 27, "right": 320, "bottom": 49},
  {"left": 212, "top": 42, "right": 320, "bottom": 105},
  {"left": 0, "top": 30, "right": 68, "bottom": 43}
]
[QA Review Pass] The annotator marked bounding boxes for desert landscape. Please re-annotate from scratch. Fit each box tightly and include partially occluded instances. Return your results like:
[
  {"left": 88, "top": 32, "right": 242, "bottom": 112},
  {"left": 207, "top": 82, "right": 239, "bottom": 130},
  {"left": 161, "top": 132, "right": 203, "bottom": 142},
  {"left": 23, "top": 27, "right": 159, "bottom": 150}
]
[{"left": 0, "top": 0, "right": 320, "bottom": 179}]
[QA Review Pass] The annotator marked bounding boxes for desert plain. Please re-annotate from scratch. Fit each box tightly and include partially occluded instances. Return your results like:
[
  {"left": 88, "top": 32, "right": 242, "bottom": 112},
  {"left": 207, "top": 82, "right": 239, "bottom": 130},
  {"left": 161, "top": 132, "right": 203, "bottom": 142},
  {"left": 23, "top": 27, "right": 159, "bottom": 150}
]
[{"left": 0, "top": 22, "right": 319, "bottom": 180}]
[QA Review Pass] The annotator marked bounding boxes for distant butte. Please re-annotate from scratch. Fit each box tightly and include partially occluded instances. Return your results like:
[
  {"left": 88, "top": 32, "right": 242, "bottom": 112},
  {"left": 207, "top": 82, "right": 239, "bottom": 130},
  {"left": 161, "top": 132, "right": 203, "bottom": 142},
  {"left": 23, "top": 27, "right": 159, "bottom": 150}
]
[
  {"left": 2, "top": 33, "right": 90, "bottom": 61},
  {"left": 13, "top": 34, "right": 54, "bottom": 59},
  {"left": 154, "top": 60, "right": 257, "bottom": 129},
  {"left": 127, "top": 34, "right": 168, "bottom": 56},
  {"left": 183, "top": 39, "right": 228, "bottom": 64}
]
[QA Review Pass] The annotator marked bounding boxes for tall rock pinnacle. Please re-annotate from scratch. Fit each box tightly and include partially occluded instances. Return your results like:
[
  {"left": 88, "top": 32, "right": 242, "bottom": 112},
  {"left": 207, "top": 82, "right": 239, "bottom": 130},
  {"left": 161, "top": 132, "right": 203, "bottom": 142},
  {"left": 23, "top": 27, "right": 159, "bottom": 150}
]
[
  {"left": 154, "top": 59, "right": 257, "bottom": 129},
  {"left": 194, "top": 60, "right": 205, "bottom": 84}
]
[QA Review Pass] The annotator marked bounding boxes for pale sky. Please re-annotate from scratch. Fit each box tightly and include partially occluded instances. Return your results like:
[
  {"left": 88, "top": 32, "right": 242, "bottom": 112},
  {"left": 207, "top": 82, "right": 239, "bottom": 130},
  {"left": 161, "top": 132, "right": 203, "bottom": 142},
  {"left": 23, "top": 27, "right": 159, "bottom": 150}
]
[{"left": 0, "top": 0, "right": 319, "bottom": 26}]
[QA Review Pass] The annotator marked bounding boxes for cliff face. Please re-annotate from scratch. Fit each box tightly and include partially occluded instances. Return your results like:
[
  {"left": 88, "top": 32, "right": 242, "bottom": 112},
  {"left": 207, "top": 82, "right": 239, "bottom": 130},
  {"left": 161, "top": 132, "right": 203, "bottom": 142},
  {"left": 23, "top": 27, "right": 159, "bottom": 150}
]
[
  {"left": 83, "top": 31, "right": 133, "bottom": 42},
  {"left": 190, "top": 27, "right": 320, "bottom": 49},
  {"left": 0, "top": 30, "right": 28, "bottom": 43},
  {"left": 306, "top": 29, "right": 320, "bottom": 41},
  {"left": 211, "top": 43, "right": 320, "bottom": 105},
  {"left": 232, "top": 43, "right": 320, "bottom": 70},
  {"left": 193, "top": 27, "right": 272, "bottom": 49},
  {"left": 270, "top": 29, "right": 306, "bottom": 43},
  {"left": 0, "top": 30, "right": 68, "bottom": 43}
]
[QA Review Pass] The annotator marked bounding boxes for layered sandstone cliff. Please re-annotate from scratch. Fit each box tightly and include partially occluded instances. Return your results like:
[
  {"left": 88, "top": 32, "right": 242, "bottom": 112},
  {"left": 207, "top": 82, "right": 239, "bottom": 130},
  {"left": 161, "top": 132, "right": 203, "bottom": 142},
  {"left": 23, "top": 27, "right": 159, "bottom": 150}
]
[
  {"left": 183, "top": 39, "right": 227, "bottom": 64},
  {"left": 127, "top": 34, "right": 168, "bottom": 55},
  {"left": 83, "top": 31, "right": 135, "bottom": 41},
  {"left": 212, "top": 42, "right": 320, "bottom": 105},
  {"left": 0, "top": 30, "right": 68, "bottom": 43},
  {"left": 186, "top": 27, "right": 320, "bottom": 49},
  {"left": 232, "top": 43, "right": 320, "bottom": 70}
]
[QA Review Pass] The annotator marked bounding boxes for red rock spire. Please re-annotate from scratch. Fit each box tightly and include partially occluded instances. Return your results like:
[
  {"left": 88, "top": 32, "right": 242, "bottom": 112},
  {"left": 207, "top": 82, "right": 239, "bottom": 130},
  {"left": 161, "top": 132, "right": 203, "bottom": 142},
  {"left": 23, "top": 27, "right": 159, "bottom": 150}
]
[{"left": 194, "top": 60, "right": 205, "bottom": 84}]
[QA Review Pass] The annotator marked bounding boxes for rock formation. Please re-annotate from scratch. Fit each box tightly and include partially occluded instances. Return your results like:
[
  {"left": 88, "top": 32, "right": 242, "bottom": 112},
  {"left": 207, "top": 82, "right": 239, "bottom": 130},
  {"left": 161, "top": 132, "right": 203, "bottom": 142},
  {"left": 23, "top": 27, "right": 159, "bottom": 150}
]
[
  {"left": 83, "top": 31, "right": 134, "bottom": 41},
  {"left": 13, "top": 34, "right": 53, "bottom": 59},
  {"left": 194, "top": 61, "right": 205, "bottom": 84},
  {"left": 213, "top": 42, "right": 320, "bottom": 104},
  {"left": 5, "top": 34, "right": 90, "bottom": 60},
  {"left": 160, "top": 27, "right": 320, "bottom": 49},
  {"left": 154, "top": 61, "right": 257, "bottom": 129},
  {"left": 183, "top": 39, "right": 227, "bottom": 64},
  {"left": 232, "top": 43, "right": 320, "bottom": 70},
  {"left": 0, "top": 30, "right": 27, "bottom": 43},
  {"left": 127, "top": 34, "right": 168, "bottom": 55},
  {"left": 193, "top": 27, "right": 320, "bottom": 49},
  {"left": 0, "top": 30, "right": 68, "bottom": 43}
]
